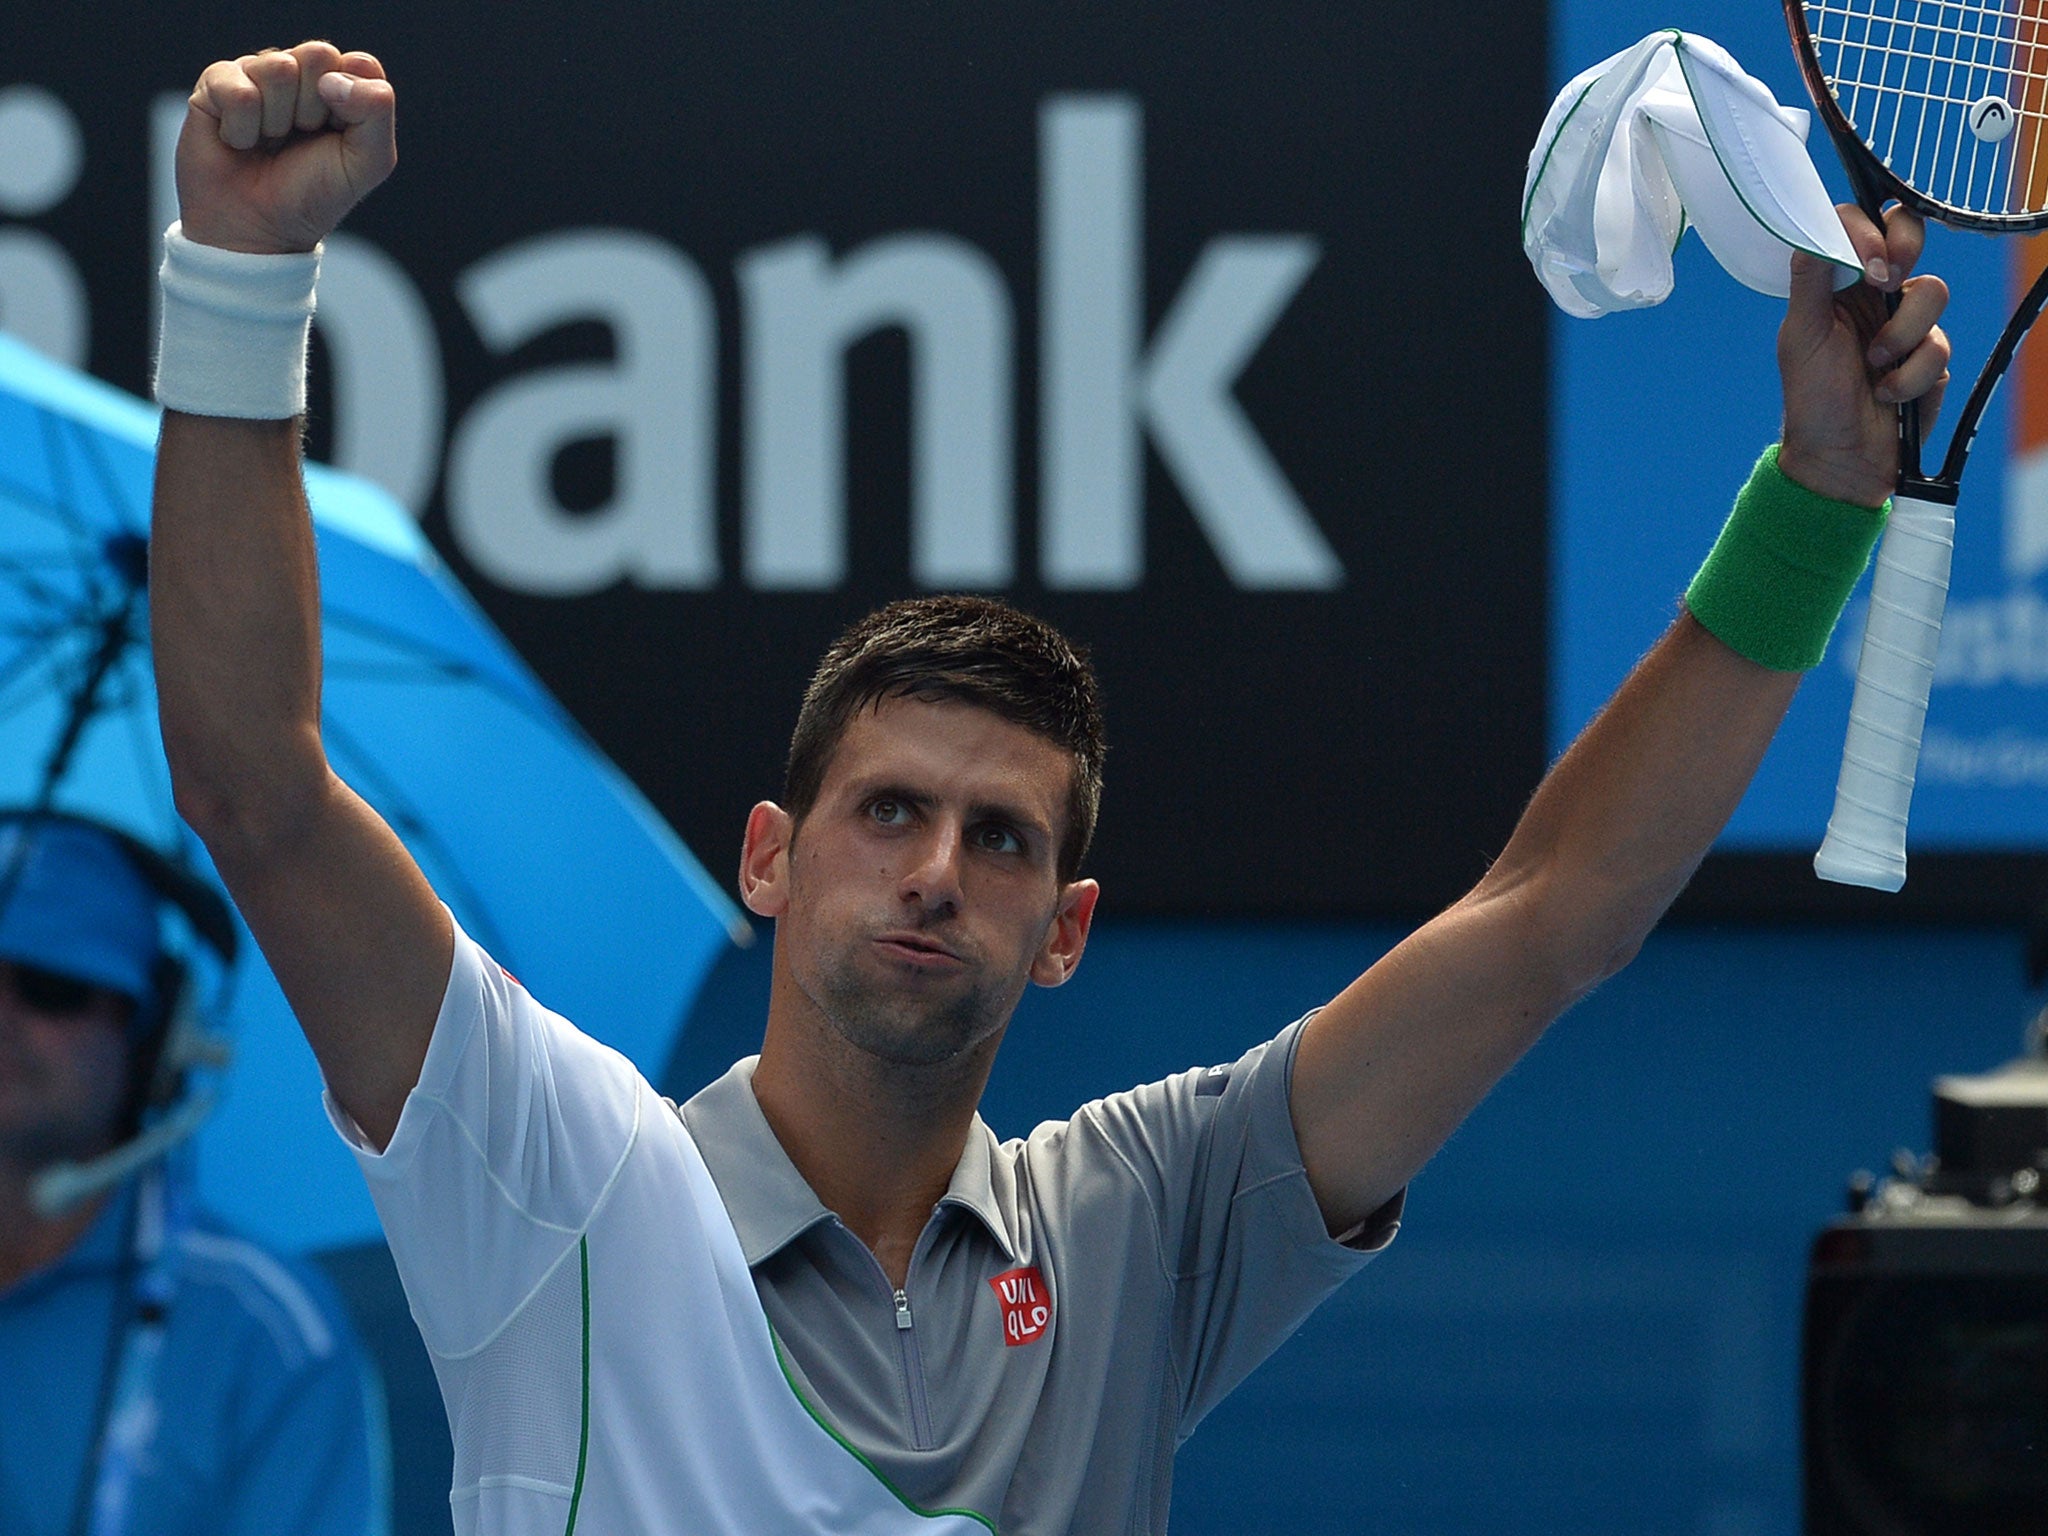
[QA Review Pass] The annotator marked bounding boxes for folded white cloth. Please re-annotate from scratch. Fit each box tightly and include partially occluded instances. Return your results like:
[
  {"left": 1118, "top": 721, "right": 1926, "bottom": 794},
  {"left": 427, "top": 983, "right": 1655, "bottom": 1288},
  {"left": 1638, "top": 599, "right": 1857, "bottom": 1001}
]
[{"left": 1523, "top": 29, "right": 1862, "bottom": 317}]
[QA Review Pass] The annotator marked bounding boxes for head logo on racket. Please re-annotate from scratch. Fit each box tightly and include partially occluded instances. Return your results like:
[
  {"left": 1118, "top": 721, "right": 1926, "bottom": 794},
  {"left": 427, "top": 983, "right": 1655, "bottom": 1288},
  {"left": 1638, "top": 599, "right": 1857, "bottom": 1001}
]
[{"left": 1971, "top": 95, "right": 2016, "bottom": 144}]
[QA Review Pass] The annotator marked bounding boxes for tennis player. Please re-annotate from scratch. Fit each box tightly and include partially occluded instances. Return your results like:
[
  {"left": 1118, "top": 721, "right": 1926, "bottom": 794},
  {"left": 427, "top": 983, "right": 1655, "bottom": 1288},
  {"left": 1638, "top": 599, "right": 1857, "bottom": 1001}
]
[{"left": 148, "top": 42, "right": 1949, "bottom": 1536}]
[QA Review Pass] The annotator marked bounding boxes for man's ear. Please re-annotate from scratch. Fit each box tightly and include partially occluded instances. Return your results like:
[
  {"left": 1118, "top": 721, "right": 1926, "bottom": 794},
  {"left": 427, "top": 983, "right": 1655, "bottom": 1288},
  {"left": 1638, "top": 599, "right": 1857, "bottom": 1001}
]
[
  {"left": 1030, "top": 878, "right": 1100, "bottom": 987},
  {"left": 739, "top": 802, "right": 795, "bottom": 918}
]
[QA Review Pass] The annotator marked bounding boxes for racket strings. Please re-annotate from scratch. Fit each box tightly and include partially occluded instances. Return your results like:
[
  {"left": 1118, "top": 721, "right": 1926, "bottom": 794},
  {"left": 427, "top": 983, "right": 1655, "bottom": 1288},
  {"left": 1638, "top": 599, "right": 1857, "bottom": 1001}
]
[{"left": 1803, "top": 0, "right": 2048, "bottom": 217}]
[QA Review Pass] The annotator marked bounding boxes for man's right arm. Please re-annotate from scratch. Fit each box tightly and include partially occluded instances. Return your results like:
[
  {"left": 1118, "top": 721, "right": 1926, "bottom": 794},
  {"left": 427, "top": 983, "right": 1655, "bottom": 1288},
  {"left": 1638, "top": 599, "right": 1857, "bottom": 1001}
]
[{"left": 151, "top": 43, "right": 448, "bottom": 1150}]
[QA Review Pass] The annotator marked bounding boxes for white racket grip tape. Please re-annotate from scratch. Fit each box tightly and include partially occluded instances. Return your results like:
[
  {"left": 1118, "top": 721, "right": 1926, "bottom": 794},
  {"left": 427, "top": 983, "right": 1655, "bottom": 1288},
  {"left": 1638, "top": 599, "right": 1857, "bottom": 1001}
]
[{"left": 1813, "top": 491, "right": 1956, "bottom": 891}]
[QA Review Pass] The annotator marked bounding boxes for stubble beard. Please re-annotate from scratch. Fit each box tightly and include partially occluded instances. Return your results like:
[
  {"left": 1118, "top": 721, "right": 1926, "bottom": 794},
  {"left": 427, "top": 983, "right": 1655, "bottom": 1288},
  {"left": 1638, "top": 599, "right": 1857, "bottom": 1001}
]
[{"left": 807, "top": 938, "right": 1016, "bottom": 1069}]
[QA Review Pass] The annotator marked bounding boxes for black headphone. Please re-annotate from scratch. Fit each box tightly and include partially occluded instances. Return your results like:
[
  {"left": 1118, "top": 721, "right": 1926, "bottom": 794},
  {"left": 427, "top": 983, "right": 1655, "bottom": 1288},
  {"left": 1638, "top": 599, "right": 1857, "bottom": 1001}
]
[
  {"left": 0, "top": 808, "right": 238, "bottom": 1130},
  {"left": 0, "top": 816, "right": 243, "bottom": 1536}
]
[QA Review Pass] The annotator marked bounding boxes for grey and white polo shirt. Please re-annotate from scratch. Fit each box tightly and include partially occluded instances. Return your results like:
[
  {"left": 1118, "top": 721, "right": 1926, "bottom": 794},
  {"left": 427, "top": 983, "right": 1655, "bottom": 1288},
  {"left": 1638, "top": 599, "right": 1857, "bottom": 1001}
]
[
  {"left": 682, "top": 1022, "right": 1401, "bottom": 1535},
  {"left": 335, "top": 916, "right": 1397, "bottom": 1534}
]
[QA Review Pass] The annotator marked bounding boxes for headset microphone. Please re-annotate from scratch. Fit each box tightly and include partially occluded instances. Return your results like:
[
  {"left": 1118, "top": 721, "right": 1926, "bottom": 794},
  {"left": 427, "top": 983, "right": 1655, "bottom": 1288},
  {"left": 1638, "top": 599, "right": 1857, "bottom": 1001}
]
[{"left": 0, "top": 810, "right": 237, "bottom": 1215}]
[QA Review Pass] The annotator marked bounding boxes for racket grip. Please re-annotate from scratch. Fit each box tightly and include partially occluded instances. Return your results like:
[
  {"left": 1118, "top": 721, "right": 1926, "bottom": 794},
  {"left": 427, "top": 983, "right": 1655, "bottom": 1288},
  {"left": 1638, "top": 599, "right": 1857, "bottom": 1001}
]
[{"left": 1813, "top": 491, "right": 1956, "bottom": 892}]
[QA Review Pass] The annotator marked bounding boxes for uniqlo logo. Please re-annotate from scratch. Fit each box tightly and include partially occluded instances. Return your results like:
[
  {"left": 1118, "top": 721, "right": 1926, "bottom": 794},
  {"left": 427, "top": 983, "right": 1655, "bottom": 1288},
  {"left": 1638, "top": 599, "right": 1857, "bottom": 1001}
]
[{"left": 988, "top": 1267, "right": 1050, "bottom": 1347}]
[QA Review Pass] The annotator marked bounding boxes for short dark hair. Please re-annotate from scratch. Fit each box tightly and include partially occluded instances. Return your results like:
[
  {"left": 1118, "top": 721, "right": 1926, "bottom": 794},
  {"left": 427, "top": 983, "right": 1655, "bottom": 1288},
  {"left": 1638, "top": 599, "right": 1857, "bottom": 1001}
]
[{"left": 785, "top": 596, "right": 1106, "bottom": 882}]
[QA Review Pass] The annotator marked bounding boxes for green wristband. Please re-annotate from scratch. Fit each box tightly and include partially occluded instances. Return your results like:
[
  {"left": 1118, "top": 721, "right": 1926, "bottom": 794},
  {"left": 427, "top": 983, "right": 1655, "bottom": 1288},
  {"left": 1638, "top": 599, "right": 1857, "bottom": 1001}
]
[{"left": 1684, "top": 445, "right": 1889, "bottom": 671}]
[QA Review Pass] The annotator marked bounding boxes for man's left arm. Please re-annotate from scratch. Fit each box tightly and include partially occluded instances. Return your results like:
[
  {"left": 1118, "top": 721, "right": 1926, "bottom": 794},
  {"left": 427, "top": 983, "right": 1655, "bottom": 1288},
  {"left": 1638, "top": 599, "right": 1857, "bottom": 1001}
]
[{"left": 1290, "top": 206, "right": 1951, "bottom": 1236}]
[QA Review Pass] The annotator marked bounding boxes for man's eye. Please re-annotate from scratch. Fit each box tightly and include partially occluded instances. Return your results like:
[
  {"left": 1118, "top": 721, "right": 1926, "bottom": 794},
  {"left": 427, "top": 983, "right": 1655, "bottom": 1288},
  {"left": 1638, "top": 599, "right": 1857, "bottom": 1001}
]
[
  {"left": 868, "top": 799, "right": 908, "bottom": 825},
  {"left": 973, "top": 824, "right": 1023, "bottom": 854}
]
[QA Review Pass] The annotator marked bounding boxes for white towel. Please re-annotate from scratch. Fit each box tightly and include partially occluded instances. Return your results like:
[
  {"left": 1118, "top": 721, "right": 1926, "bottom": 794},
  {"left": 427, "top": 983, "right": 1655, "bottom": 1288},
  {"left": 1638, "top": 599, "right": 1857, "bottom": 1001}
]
[{"left": 1523, "top": 29, "right": 1863, "bottom": 317}]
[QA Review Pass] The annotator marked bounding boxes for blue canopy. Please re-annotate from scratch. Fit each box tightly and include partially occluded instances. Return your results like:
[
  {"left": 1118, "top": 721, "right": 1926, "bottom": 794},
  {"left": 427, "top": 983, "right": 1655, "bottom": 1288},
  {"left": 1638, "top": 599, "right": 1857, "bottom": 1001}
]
[{"left": 0, "top": 332, "right": 746, "bottom": 1250}]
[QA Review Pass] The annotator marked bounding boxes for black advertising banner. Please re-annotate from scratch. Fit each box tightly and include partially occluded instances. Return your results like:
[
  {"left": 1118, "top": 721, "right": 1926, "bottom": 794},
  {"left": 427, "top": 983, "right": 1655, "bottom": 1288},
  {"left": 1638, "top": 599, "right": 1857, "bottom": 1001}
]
[{"left": 3, "top": 2, "right": 1550, "bottom": 917}]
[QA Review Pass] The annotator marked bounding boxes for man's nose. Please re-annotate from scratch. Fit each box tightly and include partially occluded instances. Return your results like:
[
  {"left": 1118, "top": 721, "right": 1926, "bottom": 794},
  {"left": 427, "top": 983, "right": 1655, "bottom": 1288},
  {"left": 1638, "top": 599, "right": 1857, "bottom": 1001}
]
[{"left": 899, "top": 821, "right": 965, "bottom": 912}]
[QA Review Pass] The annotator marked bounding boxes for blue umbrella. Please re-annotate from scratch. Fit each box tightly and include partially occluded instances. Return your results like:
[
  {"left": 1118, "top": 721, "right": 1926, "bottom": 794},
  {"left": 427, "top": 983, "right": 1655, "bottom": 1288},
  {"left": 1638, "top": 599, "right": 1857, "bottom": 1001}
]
[{"left": 0, "top": 332, "right": 747, "bottom": 1251}]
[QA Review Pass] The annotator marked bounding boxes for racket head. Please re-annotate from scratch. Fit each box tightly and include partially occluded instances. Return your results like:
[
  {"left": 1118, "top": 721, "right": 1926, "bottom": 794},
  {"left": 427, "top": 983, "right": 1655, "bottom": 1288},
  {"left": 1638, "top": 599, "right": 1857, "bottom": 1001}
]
[{"left": 1785, "top": 0, "right": 2048, "bottom": 231}]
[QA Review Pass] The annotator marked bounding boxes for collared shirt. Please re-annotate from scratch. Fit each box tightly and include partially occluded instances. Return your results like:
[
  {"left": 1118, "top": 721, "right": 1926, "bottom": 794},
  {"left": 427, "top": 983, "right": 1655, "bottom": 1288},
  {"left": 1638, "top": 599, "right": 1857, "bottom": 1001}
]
[
  {"left": 682, "top": 1027, "right": 1400, "bottom": 1536},
  {"left": 0, "top": 1175, "right": 389, "bottom": 1536},
  {"left": 335, "top": 919, "right": 1397, "bottom": 1535}
]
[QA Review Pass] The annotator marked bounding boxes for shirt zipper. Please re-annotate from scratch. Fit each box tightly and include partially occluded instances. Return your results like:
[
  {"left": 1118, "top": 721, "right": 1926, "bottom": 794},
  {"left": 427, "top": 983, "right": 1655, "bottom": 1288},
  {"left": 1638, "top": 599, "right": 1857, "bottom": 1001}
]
[
  {"left": 891, "top": 1285, "right": 937, "bottom": 1450},
  {"left": 845, "top": 1226, "right": 940, "bottom": 1453}
]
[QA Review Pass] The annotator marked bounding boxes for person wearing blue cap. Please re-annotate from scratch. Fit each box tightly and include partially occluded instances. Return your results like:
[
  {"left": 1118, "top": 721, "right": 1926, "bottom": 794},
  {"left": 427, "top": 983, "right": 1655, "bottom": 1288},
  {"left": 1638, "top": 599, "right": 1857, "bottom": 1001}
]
[{"left": 0, "top": 811, "right": 391, "bottom": 1536}]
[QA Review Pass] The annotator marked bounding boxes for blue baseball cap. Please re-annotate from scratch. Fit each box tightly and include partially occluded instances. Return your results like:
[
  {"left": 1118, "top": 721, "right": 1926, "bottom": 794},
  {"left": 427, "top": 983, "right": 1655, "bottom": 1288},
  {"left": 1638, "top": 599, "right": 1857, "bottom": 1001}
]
[{"left": 0, "top": 817, "right": 160, "bottom": 1003}]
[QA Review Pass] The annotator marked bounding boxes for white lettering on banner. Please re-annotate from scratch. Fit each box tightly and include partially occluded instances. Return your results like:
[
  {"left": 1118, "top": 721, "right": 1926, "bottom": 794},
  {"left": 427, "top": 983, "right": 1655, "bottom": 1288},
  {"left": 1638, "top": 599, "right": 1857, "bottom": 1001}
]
[
  {"left": 448, "top": 231, "right": 718, "bottom": 595},
  {"left": 1932, "top": 590, "right": 2048, "bottom": 686},
  {"left": 1920, "top": 729, "right": 2048, "bottom": 787},
  {"left": 322, "top": 236, "right": 448, "bottom": 516},
  {"left": 0, "top": 230, "right": 87, "bottom": 367},
  {"left": 0, "top": 87, "right": 88, "bottom": 366},
  {"left": 19, "top": 87, "right": 1339, "bottom": 594},
  {"left": 0, "top": 86, "right": 84, "bottom": 213},
  {"left": 1838, "top": 590, "right": 2048, "bottom": 689},
  {"left": 1040, "top": 97, "right": 1341, "bottom": 590},
  {"left": 739, "top": 235, "right": 1013, "bottom": 589},
  {"left": 149, "top": 93, "right": 180, "bottom": 365},
  {"left": 2003, "top": 445, "right": 2048, "bottom": 582}
]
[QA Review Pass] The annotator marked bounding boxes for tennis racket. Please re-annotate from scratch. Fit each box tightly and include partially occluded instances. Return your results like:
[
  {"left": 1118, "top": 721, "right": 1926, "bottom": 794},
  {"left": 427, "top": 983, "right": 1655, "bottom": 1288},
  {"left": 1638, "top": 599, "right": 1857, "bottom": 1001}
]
[{"left": 1786, "top": 0, "right": 2048, "bottom": 889}]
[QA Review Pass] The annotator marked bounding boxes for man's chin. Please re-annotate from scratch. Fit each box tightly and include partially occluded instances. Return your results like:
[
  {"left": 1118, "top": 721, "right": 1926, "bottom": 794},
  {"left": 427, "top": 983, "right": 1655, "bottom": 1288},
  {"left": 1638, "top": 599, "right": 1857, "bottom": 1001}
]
[
  {"left": 802, "top": 949, "right": 1020, "bottom": 1069},
  {"left": 838, "top": 1020, "right": 986, "bottom": 1069},
  {"left": 822, "top": 994, "right": 1003, "bottom": 1069}
]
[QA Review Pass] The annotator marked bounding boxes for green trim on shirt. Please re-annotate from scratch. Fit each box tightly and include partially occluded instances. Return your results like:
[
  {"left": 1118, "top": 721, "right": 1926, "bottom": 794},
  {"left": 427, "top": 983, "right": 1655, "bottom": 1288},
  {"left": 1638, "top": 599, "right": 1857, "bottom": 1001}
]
[
  {"left": 563, "top": 1237, "right": 592, "bottom": 1535},
  {"left": 768, "top": 1328, "right": 1000, "bottom": 1534}
]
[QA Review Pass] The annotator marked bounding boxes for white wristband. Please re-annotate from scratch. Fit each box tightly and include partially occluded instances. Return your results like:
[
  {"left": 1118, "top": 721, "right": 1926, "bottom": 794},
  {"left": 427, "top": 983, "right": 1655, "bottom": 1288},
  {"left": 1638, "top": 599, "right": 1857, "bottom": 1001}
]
[{"left": 154, "top": 221, "right": 322, "bottom": 420}]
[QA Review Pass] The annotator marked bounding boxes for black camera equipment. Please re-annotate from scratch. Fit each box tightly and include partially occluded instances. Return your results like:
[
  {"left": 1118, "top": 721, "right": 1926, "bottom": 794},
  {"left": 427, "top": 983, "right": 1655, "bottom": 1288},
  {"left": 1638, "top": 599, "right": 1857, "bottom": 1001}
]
[{"left": 1802, "top": 922, "right": 2048, "bottom": 1536}]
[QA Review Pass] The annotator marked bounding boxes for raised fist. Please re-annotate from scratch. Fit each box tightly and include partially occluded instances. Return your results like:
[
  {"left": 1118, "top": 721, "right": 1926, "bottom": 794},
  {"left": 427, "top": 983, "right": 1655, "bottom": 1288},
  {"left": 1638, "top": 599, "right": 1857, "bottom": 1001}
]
[{"left": 176, "top": 42, "right": 397, "bottom": 255}]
